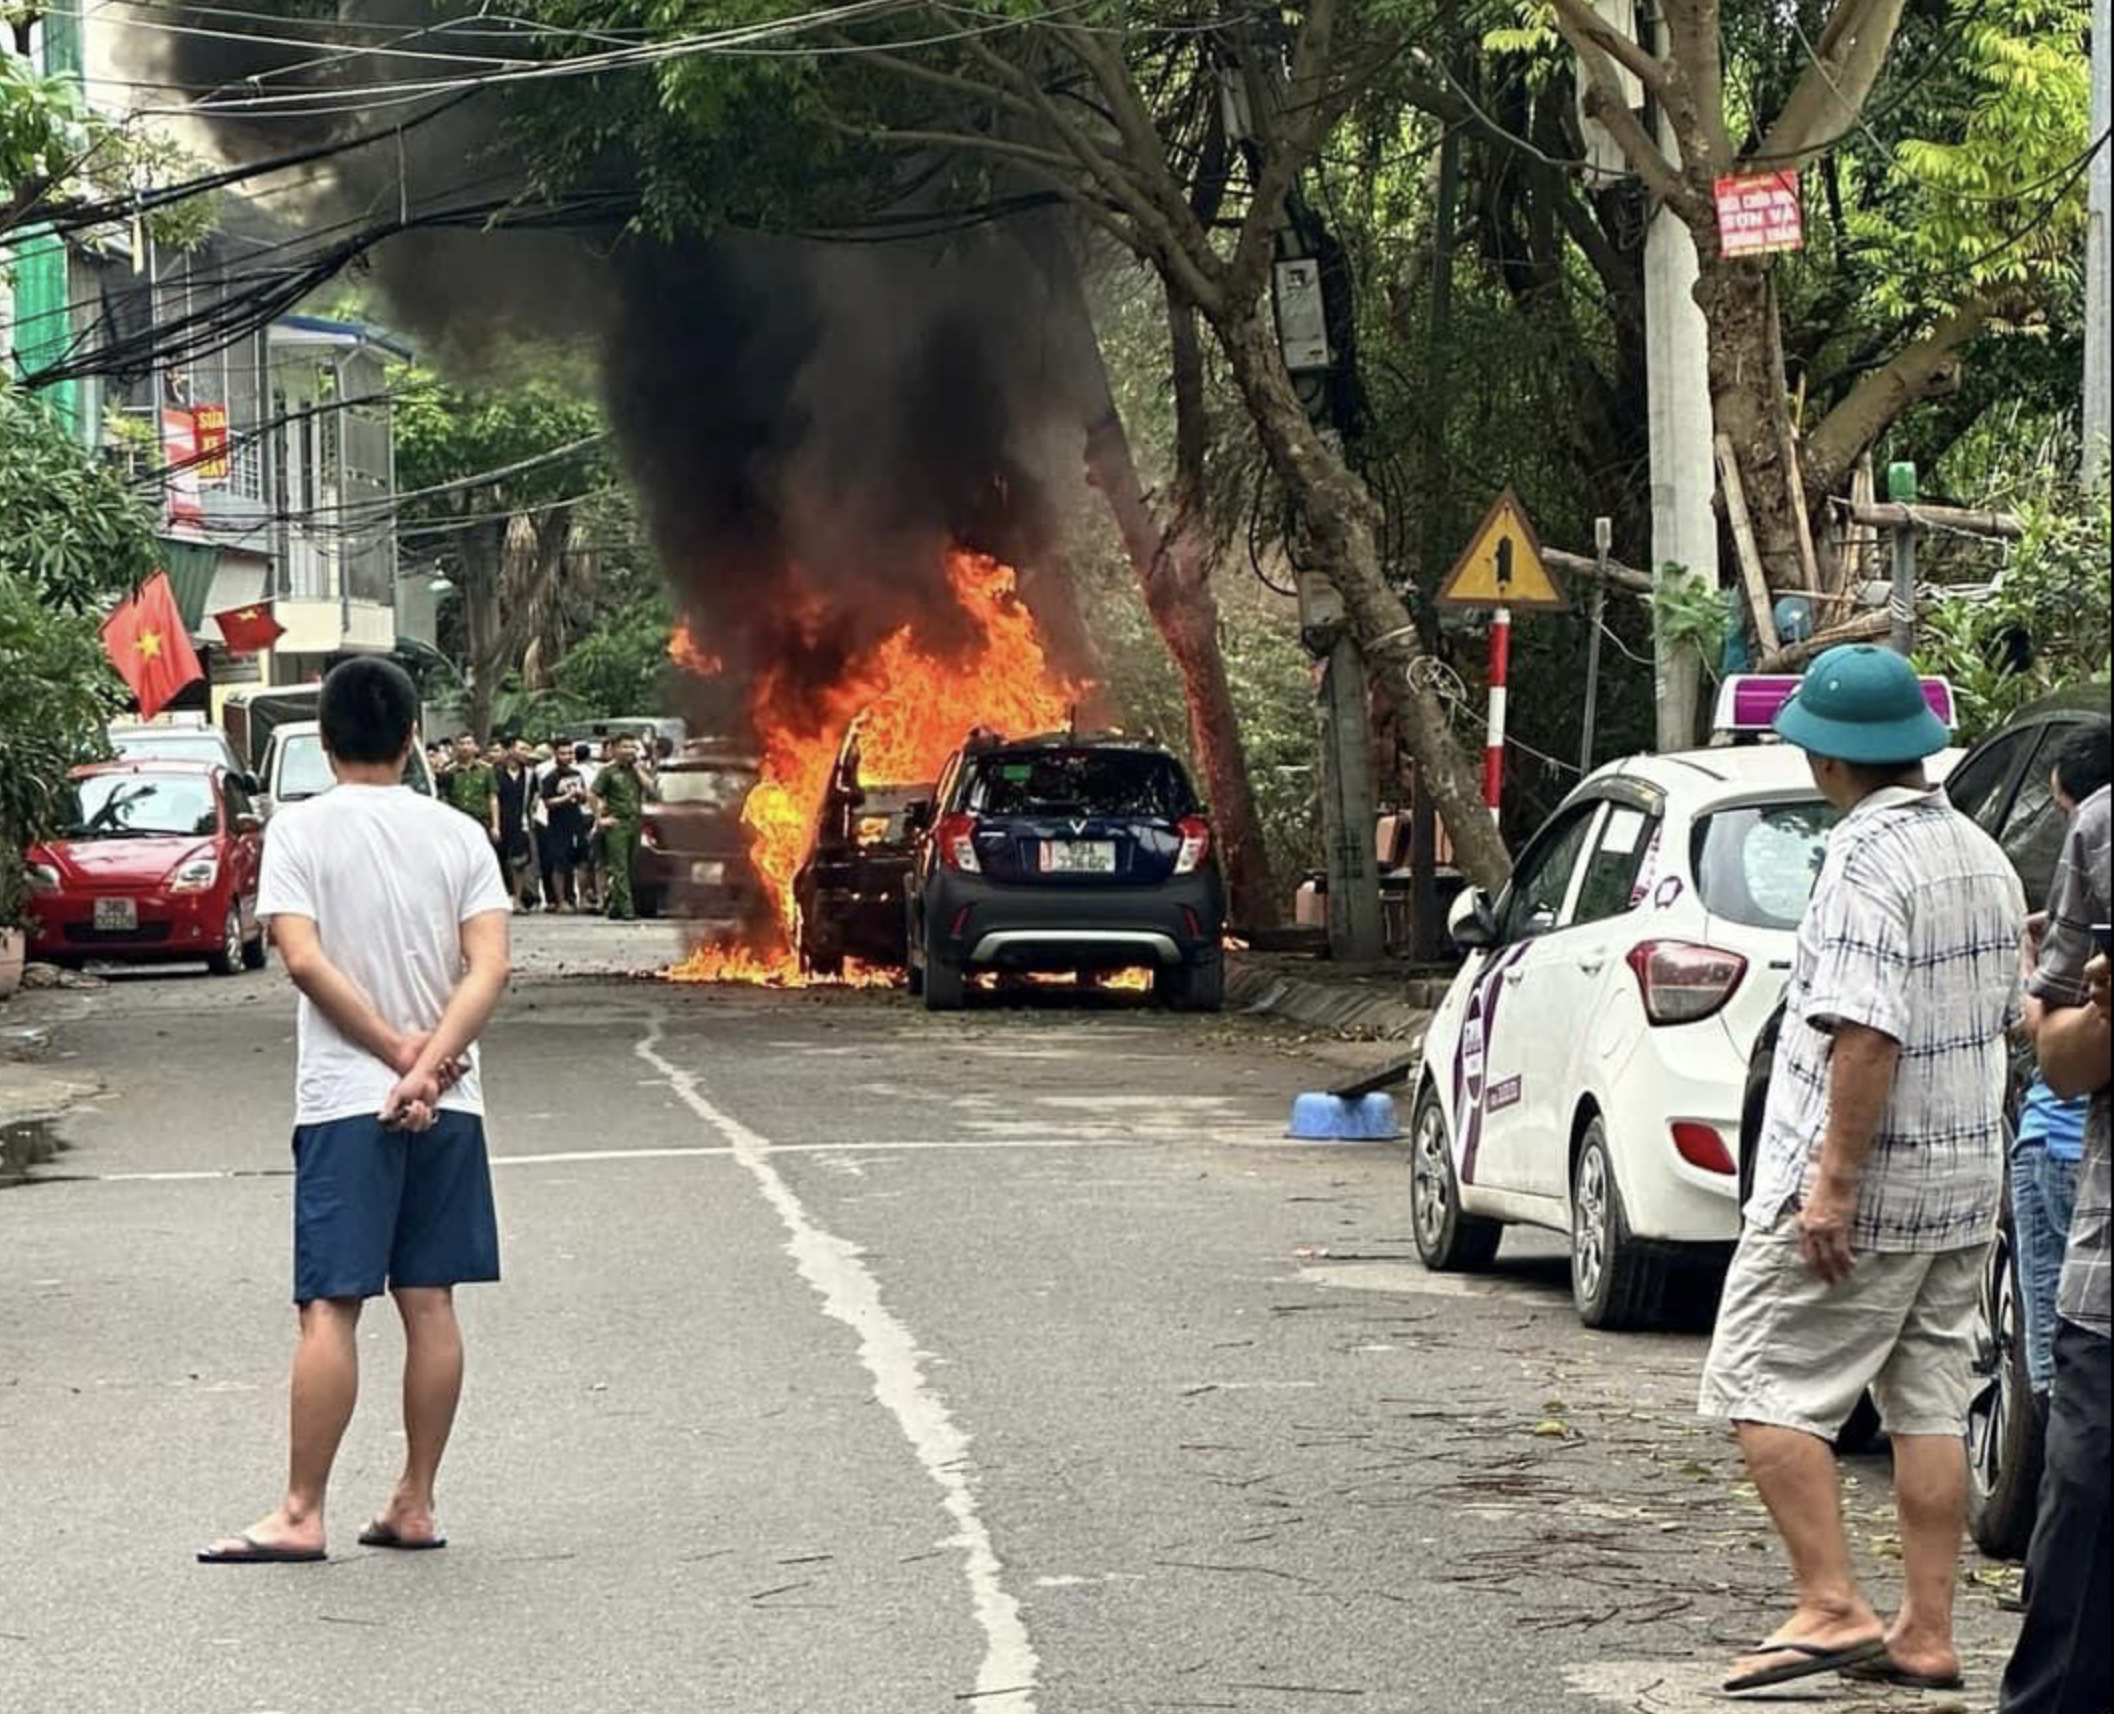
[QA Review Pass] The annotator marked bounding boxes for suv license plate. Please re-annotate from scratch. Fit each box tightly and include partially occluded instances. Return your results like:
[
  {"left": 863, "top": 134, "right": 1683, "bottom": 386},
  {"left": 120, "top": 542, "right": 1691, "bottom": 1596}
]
[
  {"left": 690, "top": 860, "right": 727, "bottom": 886},
  {"left": 1042, "top": 841, "right": 1116, "bottom": 874},
  {"left": 94, "top": 898, "right": 138, "bottom": 932}
]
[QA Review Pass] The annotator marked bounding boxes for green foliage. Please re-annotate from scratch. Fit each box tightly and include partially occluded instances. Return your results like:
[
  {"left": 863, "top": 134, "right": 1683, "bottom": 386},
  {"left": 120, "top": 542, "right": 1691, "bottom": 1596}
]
[
  {"left": 392, "top": 360, "right": 608, "bottom": 506},
  {"left": 552, "top": 599, "right": 677, "bottom": 720},
  {"left": 0, "top": 568, "right": 121, "bottom": 926},
  {"left": 1649, "top": 568, "right": 1730, "bottom": 672},
  {"left": 0, "top": 378, "right": 158, "bottom": 609},
  {"left": 1918, "top": 483, "right": 2112, "bottom": 740}
]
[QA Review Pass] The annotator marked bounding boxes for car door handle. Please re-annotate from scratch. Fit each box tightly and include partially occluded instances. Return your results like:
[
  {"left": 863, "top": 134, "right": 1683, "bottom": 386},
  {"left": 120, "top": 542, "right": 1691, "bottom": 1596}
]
[{"left": 1503, "top": 966, "right": 1526, "bottom": 985}]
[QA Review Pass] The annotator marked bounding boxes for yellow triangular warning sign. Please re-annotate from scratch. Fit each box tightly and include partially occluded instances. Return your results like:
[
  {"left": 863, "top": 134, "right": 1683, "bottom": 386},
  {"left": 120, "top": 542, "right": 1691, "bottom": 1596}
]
[{"left": 1438, "top": 489, "right": 1564, "bottom": 610}]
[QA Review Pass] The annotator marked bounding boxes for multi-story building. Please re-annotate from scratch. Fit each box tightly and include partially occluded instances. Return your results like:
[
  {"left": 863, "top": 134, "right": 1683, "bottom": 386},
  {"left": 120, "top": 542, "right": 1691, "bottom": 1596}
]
[{"left": 3, "top": 1, "right": 432, "bottom": 718}]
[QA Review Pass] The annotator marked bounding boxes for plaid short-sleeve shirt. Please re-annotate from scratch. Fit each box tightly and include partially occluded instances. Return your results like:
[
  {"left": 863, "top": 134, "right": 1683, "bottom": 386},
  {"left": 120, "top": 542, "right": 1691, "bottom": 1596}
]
[
  {"left": 2037, "top": 787, "right": 2112, "bottom": 1335},
  {"left": 1746, "top": 786, "right": 2027, "bottom": 1253}
]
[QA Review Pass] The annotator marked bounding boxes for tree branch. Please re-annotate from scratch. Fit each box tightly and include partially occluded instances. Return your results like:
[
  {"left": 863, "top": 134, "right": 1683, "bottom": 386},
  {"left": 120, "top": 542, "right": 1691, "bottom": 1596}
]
[
  {"left": 1802, "top": 292, "right": 2008, "bottom": 491},
  {"left": 1753, "top": 0, "right": 1910, "bottom": 165},
  {"left": 1548, "top": 0, "right": 1672, "bottom": 93},
  {"left": 1548, "top": 3, "right": 1689, "bottom": 206}
]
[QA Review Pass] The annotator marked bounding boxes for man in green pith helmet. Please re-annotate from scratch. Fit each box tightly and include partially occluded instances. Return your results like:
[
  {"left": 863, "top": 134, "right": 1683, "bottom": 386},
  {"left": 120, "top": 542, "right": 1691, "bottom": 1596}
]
[{"left": 590, "top": 735, "right": 649, "bottom": 922}]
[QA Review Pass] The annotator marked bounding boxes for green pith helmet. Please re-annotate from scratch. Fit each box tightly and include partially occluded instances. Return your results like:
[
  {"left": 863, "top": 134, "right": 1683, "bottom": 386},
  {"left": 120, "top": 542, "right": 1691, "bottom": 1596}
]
[{"left": 1773, "top": 645, "right": 1950, "bottom": 765}]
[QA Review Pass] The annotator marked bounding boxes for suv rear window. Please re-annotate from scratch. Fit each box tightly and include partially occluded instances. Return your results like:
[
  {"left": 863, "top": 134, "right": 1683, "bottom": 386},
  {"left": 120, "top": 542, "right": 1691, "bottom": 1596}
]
[
  {"left": 963, "top": 749, "right": 1196, "bottom": 819},
  {"left": 1692, "top": 800, "right": 1842, "bottom": 930}
]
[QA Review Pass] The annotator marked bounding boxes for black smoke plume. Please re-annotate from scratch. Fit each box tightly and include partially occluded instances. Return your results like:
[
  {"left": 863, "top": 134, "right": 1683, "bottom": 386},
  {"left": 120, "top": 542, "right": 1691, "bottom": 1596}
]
[{"left": 132, "top": 2, "right": 1095, "bottom": 738}]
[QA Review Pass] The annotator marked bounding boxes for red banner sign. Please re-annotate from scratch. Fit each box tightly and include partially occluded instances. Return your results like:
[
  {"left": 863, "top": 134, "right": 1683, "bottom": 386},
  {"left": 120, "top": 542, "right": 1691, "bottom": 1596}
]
[
  {"left": 161, "top": 409, "right": 203, "bottom": 524},
  {"left": 194, "top": 403, "right": 230, "bottom": 482},
  {"left": 1714, "top": 170, "right": 1804, "bottom": 257}
]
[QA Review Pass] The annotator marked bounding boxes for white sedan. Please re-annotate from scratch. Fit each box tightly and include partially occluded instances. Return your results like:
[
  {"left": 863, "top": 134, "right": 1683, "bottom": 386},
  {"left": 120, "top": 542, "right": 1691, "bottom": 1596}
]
[{"left": 1411, "top": 689, "right": 1958, "bottom": 1330}]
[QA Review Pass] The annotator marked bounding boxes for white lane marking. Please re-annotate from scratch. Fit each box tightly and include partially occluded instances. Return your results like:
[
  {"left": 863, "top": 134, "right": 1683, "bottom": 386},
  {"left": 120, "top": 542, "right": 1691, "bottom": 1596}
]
[
  {"left": 71, "top": 1136, "right": 1152, "bottom": 1183},
  {"left": 636, "top": 1016, "right": 1040, "bottom": 1713}
]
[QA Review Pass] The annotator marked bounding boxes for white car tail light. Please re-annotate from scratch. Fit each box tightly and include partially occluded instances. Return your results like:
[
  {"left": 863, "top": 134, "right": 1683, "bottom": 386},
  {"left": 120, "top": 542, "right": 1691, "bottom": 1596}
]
[
  {"left": 1625, "top": 940, "right": 1748, "bottom": 1025},
  {"left": 936, "top": 811, "right": 982, "bottom": 874},
  {"left": 1174, "top": 816, "right": 1212, "bottom": 875}
]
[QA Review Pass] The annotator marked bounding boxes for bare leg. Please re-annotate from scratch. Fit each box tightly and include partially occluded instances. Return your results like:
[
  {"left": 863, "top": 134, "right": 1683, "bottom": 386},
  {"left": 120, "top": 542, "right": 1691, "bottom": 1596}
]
[
  {"left": 369, "top": 1286, "right": 463, "bottom": 1544},
  {"left": 205, "top": 1297, "right": 363, "bottom": 1555},
  {"left": 1882, "top": 1434, "right": 1967, "bottom": 1680},
  {"left": 1726, "top": 1422, "right": 1885, "bottom": 1680}
]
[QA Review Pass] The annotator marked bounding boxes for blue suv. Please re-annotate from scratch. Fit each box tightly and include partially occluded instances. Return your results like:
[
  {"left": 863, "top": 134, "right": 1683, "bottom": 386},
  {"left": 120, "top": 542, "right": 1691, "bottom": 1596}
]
[{"left": 905, "top": 733, "right": 1227, "bottom": 1012}]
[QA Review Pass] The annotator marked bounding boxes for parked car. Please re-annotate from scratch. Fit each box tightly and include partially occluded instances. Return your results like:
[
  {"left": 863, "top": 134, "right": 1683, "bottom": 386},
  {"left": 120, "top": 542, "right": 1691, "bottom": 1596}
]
[
  {"left": 108, "top": 718, "right": 253, "bottom": 784},
  {"left": 256, "top": 720, "right": 435, "bottom": 818},
  {"left": 636, "top": 746, "right": 762, "bottom": 921},
  {"left": 905, "top": 732, "right": 1226, "bottom": 1013},
  {"left": 1737, "top": 682, "right": 2110, "bottom": 1557},
  {"left": 792, "top": 725, "right": 929, "bottom": 974},
  {"left": 23, "top": 761, "right": 266, "bottom": 976}
]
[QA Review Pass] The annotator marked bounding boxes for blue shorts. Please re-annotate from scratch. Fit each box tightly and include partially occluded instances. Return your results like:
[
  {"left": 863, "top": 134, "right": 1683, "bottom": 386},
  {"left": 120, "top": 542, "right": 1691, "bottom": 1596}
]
[{"left": 292, "top": 1111, "right": 501, "bottom": 1304}]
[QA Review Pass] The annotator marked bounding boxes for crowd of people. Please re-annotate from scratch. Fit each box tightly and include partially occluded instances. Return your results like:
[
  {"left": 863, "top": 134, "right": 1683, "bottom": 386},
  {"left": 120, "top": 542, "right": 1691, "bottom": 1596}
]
[{"left": 420, "top": 729, "right": 666, "bottom": 922}]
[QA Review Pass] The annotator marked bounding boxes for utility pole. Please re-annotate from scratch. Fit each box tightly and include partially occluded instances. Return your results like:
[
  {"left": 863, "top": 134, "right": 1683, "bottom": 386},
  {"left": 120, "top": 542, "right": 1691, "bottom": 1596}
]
[
  {"left": 2087, "top": 0, "right": 2111, "bottom": 485},
  {"left": 1584, "top": 0, "right": 1721, "bottom": 748}
]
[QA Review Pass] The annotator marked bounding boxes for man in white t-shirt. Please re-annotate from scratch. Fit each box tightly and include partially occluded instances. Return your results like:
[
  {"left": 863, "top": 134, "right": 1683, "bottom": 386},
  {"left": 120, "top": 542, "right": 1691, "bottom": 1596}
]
[{"left": 199, "top": 657, "right": 512, "bottom": 1565}]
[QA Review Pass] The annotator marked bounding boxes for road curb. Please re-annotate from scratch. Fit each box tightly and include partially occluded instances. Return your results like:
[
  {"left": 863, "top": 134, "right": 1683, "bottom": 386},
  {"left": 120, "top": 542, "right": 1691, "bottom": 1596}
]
[{"left": 1226, "top": 953, "right": 1434, "bottom": 1042}]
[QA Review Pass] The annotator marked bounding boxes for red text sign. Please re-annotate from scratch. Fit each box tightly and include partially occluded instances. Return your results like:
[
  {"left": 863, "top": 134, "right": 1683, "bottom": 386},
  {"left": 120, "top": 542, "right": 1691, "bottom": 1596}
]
[{"left": 1714, "top": 171, "right": 1804, "bottom": 257}]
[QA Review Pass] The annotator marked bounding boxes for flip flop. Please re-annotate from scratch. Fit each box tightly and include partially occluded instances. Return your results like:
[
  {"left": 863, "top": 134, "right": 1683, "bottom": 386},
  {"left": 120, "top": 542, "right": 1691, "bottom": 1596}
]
[
  {"left": 197, "top": 1534, "right": 326, "bottom": 1565},
  {"left": 1723, "top": 1636, "right": 1888, "bottom": 1693},
  {"left": 1840, "top": 1657, "right": 1967, "bottom": 1691},
  {"left": 357, "top": 1521, "right": 447, "bottom": 1551}
]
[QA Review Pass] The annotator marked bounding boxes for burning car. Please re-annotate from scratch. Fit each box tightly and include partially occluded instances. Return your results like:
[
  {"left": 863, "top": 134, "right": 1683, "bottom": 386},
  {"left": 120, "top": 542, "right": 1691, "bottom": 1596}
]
[{"left": 793, "top": 724, "right": 930, "bottom": 975}]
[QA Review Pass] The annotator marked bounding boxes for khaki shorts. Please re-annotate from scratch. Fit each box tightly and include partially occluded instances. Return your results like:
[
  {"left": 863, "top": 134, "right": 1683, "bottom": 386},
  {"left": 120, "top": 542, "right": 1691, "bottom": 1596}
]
[{"left": 1698, "top": 1216, "right": 1989, "bottom": 1440}]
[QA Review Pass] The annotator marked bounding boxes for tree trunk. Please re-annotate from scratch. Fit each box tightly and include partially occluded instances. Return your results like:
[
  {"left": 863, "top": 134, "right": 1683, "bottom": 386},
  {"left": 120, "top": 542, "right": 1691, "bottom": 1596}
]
[
  {"left": 1041, "top": 222, "right": 1282, "bottom": 926},
  {"left": 1212, "top": 309, "right": 1513, "bottom": 892},
  {"left": 1693, "top": 257, "right": 1809, "bottom": 604},
  {"left": 458, "top": 521, "right": 506, "bottom": 742},
  {"left": 1084, "top": 414, "right": 1280, "bottom": 928}
]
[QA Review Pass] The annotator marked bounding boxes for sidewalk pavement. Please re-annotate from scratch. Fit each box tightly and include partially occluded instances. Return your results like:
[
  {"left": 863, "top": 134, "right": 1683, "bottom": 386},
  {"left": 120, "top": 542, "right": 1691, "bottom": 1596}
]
[{"left": 1226, "top": 949, "right": 1448, "bottom": 1043}]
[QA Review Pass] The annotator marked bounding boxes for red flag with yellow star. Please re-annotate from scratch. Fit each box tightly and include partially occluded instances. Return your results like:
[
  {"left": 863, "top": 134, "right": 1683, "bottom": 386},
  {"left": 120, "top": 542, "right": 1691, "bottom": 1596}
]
[
  {"left": 211, "top": 601, "right": 284, "bottom": 654},
  {"left": 101, "top": 572, "right": 204, "bottom": 721}
]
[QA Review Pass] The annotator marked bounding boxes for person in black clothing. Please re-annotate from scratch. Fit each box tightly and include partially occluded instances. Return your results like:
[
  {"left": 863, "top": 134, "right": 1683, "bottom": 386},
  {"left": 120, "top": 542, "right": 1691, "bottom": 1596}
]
[
  {"left": 538, "top": 746, "right": 592, "bottom": 912},
  {"left": 494, "top": 739, "right": 540, "bottom": 910}
]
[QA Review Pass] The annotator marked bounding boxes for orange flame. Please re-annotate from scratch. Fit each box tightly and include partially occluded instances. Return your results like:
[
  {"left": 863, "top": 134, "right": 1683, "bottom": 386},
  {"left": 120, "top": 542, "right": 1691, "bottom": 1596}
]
[
  {"left": 669, "top": 550, "right": 1080, "bottom": 986},
  {"left": 668, "top": 619, "right": 723, "bottom": 677}
]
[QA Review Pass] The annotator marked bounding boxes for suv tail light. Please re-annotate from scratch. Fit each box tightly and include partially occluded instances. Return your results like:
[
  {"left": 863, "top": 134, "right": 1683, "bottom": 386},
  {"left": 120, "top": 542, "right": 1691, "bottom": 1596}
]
[
  {"left": 936, "top": 811, "right": 982, "bottom": 874},
  {"left": 1672, "top": 1122, "right": 1736, "bottom": 1174},
  {"left": 1174, "top": 816, "right": 1212, "bottom": 875},
  {"left": 1625, "top": 940, "right": 1747, "bottom": 1025}
]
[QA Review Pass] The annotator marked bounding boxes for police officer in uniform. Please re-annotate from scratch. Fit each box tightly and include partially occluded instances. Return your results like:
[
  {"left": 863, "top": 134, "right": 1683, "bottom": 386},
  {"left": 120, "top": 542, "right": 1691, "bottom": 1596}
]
[{"left": 591, "top": 735, "right": 649, "bottom": 922}]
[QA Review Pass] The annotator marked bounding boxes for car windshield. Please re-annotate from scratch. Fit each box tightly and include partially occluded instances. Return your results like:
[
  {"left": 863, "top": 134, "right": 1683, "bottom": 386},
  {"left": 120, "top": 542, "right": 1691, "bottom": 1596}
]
[
  {"left": 964, "top": 750, "right": 1195, "bottom": 819},
  {"left": 112, "top": 732, "right": 227, "bottom": 765},
  {"left": 658, "top": 765, "right": 755, "bottom": 809},
  {"left": 1692, "top": 799, "right": 1843, "bottom": 930},
  {"left": 277, "top": 734, "right": 338, "bottom": 802},
  {"left": 64, "top": 774, "right": 218, "bottom": 839}
]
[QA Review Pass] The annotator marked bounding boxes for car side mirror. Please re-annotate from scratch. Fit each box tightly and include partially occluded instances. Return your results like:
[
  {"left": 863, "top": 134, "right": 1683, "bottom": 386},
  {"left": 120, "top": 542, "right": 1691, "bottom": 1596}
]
[
  {"left": 234, "top": 812, "right": 264, "bottom": 836},
  {"left": 1446, "top": 886, "right": 1500, "bottom": 951},
  {"left": 241, "top": 772, "right": 263, "bottom": 796}
]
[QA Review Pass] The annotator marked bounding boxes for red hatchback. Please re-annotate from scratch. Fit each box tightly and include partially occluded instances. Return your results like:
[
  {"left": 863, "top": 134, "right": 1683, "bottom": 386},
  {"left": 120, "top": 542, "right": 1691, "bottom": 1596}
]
[{"left": 24, "top": 761, "right": 267, "bottom": 975}]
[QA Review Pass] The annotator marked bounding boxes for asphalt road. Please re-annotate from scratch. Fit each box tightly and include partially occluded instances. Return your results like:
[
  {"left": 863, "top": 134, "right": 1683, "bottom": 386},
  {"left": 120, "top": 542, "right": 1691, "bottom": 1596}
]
[{"left": 0, "top": 920, "right": 2019, "bottom": 1714}]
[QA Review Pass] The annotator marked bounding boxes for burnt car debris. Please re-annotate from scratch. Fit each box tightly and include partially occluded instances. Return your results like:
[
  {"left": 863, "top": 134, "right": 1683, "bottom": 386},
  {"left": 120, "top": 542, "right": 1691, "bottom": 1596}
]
[{"left": 794, "top": 727, "right": 930, "bottom": 976}]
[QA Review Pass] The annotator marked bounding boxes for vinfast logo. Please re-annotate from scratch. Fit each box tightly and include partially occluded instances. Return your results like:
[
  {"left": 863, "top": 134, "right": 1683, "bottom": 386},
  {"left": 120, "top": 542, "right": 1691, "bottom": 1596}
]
[{"left": 1452, "top": 943, "right": 1529, "bottom": 1184}]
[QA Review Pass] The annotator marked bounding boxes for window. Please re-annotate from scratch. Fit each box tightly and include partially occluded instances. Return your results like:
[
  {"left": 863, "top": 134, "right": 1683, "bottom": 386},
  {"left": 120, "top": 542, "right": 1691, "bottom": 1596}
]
[
  {"left": 964, "top": 750, "right": 1197, "bottom": 819},
  {"left": 65, "top": 775, "right": 219, "bottom": 839},
  {"left": 1573, "top": 804, "right": 1656, "bottom": 927},
  {"left": 1946, "top": 729, "right": 2033, "bottom": 830},
  {"left": 1500, "top": 806, "right": 1598, "bottom": 941},
  {"left": 1692, "top": 799, "right": 1843, "bottom": 930},
  {"left": 1999, "top": 722, "right": 2084, "bottom": 908},
  {"left": 276, "top": 734, "right": 337, "bottom": 803}
]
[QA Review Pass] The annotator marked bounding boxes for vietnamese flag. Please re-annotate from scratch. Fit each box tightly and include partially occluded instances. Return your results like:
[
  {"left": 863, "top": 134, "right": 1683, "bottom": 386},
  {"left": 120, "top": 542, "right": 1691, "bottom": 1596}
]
[
  {"left": 101, "top": 572, "right": 205, "bottom": 721},
  {"left": 212, "top": 600, "right": 285, "bottom": 654}
]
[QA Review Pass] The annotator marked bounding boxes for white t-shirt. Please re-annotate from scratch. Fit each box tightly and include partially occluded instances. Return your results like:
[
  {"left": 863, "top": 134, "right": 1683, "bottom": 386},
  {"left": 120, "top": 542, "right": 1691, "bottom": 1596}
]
[{"left": 258, "top": 784, "right": 512, "bottom": 1125}]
